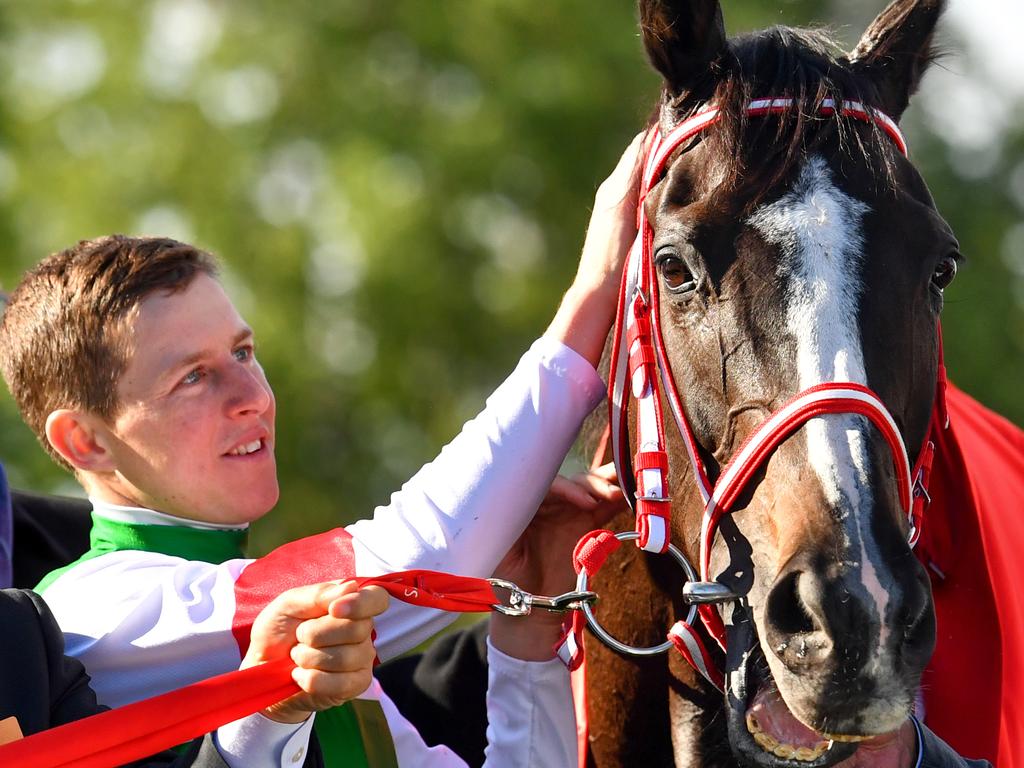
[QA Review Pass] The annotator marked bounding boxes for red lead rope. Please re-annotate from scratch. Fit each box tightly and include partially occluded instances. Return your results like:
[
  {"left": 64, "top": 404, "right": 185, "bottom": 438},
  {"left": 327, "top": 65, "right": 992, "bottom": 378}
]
[{"left": 0, "top": 570, "right": 501, "bottom": 768}]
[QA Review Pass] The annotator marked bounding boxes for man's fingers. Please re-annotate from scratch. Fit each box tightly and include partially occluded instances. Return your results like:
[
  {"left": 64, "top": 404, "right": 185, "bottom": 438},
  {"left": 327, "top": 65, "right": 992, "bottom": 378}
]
[
  {"left": 545, "top": 474, "right": 599, "bottom": 510},
  {"left": 291, "top": 639, "right": 377, "bottom": 674},
  {"left": 330, "top": 584, "right": 389, "bottom": 619},
  {"left": 264, "top": 582, "right": 389, "bottom": 625},
  {"left": 590, "top": 461, "right": 619, "bottom": 484},
  {"left": 296, "top": 613, "right": 375, "bottom": 648},
  {"left": 263, "top": 581, "right": 352, "bottom": 623},
  {"left": 290, "top": 667, "right": 374, "bottom": 707},
  {"left": 570, "top": 465, "right": 625, "bottom": 502}
]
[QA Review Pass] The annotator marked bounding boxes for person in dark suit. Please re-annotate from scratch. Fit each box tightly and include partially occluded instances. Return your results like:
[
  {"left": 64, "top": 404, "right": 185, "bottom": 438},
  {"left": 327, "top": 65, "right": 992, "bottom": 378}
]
[
  {"left": 8, "top": 488, "right": 91, "bottom": 589},
  {"left": 0, "top": 465, "right": 11, "bottom": 588},
  {"left": 0, "top": 588, "right": 234, "bottom": 766}
]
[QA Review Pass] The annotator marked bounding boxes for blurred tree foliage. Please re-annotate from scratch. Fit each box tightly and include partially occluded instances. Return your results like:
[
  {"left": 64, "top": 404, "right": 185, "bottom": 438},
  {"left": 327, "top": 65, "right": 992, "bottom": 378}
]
[{"left": 0, "top": 0, "right": 1020, "bottom": 555}]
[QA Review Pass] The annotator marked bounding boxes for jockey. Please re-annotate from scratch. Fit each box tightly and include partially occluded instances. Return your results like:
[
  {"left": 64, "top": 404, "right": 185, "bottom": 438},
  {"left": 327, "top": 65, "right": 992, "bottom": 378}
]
[{"left": 0, "top": 137, "right": 643, "bottom": 766}]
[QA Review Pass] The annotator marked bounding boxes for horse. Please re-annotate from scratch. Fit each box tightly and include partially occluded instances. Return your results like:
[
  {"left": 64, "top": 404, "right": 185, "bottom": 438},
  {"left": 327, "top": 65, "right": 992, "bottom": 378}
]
[{"left": 580, "top": 1, "right": 962, "bottom": 765}]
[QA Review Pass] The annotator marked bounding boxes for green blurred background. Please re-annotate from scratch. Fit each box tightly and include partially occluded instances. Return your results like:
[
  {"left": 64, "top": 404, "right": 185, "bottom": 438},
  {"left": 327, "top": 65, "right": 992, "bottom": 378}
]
[{"left": 0, "top": 0, "right": 1021, "bottom": 555}]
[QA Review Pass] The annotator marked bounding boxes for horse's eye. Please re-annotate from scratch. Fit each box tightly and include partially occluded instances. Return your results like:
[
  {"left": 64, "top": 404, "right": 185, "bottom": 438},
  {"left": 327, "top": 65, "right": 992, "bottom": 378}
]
[
  {"left": 931, "top": 256, "right": 958, "bottom": 293},
  {"left": 656, "top": 254, "right": 697, "bottom": 293}
]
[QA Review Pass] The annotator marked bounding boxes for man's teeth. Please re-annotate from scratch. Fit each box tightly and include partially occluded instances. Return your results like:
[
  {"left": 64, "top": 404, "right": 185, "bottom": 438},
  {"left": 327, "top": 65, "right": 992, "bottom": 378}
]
[
  {"left": 746, "top": 714, "right": 833, "bottom": 762},
  {"left": 229, "top": 440, "right": 262, "bottom": 456}
]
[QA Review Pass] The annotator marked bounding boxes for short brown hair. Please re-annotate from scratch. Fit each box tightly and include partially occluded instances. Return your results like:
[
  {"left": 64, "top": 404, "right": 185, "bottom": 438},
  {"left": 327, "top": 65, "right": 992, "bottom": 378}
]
[{"left": 0, "top": 235, "right": 218, "bottom": 469}]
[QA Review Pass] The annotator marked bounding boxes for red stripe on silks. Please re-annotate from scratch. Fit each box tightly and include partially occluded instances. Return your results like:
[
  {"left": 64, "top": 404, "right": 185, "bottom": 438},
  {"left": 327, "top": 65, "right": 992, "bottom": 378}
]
[
  {"left": 233, "top": 527, "right": 357, "bottom": 656},
  {"left": 0, "top": 658, "right": 299, "bottom": 768}
]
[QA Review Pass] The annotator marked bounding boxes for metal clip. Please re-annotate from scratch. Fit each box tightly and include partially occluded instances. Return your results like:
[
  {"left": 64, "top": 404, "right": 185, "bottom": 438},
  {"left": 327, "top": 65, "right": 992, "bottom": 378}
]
[{"left": 488, "top": 579, "right": 598, "bottom": 617}]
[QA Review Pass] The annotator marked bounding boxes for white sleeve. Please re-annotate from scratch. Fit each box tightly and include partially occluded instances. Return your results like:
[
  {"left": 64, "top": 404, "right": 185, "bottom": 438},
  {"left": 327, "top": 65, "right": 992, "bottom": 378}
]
[
  {"left": 482, "top": 640, "right": 576, "bottom": 768},
  {"left": 348, "top": 337, "right": 605, "bottom": 659},
  {"left": 214, "top": 713, "right": 315, "bottom": 768},
  {"left": 360, "top": 643, "right": 576, "bottom": 768}
]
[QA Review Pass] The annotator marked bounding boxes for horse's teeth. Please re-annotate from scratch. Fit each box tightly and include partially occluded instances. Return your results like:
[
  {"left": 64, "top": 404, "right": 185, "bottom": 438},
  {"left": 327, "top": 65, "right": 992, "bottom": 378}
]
[
  {"left": 774, "top": 744, "right": 797, "bottom": 759},
  {"left": 746, "top": 708, "right": 832, "bottom": 761},
  {"left": 753, "top": 731, "right": 779, "bottom": 750},
  {"left": 746, "top": 713, "right": 760, "bottom": 734}
]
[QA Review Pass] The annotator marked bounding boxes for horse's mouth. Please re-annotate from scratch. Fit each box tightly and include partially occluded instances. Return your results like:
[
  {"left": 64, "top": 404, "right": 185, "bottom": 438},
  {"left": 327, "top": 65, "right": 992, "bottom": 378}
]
[{"left": 724, "top": 609, "right": 859, "bottom": 768}]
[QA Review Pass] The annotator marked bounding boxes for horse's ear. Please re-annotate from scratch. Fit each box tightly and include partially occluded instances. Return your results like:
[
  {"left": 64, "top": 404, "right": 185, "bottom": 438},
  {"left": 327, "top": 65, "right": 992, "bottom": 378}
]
[
  {"left": 639, "top": 0, "right": 727, "bottom": 97},
  {"left": 850, "top": 0, "right": 947, "bottom": 120}
]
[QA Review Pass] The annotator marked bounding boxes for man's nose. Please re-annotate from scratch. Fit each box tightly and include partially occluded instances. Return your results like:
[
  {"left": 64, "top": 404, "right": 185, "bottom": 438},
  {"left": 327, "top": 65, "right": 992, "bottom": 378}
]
[{"left": 226, "top": 364, "right": 273, "bottom": 417}]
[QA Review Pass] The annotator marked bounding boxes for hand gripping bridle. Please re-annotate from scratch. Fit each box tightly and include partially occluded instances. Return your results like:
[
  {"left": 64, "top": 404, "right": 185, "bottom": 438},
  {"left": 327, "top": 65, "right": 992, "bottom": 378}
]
[{"left": 558, "top": 98, "right": 948, "bottom": 693}]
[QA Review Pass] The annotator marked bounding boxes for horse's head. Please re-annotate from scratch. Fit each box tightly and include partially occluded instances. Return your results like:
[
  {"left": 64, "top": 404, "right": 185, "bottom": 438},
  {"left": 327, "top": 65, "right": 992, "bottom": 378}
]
[{"left": 636, "top": 0, "right": 954, "bottom": 764}]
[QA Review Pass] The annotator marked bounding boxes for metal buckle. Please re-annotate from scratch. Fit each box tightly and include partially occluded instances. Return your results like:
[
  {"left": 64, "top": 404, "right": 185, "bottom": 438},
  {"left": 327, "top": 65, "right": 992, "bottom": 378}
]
[
  {"left": 488, "top": 579, "right": 598, "bottom": 617},
  {"left": 635, "top": 494, "right": 671, "bottom": 504}
]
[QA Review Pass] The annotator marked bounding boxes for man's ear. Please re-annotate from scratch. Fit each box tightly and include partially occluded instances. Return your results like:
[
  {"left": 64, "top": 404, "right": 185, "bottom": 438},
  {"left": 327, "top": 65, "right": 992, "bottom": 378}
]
[{"left": 45, "top": 409, "right": 117, "bottom": 473}]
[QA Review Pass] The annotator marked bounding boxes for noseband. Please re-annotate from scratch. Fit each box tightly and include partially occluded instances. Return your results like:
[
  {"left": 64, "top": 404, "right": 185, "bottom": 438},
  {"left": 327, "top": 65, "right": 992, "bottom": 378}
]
[{"left": 561, "top": 99, "right": 947, "bottom": 689}]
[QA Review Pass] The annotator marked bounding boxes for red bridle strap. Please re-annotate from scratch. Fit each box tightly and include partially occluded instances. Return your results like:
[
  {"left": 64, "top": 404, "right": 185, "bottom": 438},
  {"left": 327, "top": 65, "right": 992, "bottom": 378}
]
[
  {"left": 694, "top": 382, "right": 920, "bottom": 649},
  {"left": 701, "top": 382, "right": 914, "bottom": 579}
]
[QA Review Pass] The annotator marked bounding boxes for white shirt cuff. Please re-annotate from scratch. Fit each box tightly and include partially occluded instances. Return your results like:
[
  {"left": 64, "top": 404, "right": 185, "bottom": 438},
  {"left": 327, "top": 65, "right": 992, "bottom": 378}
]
[{"left": 214, "top": 712, "right": 315, "bottom": 768}]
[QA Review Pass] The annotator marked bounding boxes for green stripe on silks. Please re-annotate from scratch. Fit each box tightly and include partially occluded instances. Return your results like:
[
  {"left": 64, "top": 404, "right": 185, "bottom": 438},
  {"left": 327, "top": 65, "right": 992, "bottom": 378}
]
[
  {"left": 315, "top": 700, "right": 398, "bottom": 768},
  {"left": 37, "top": 512, "right": 247, "bottom": 592}
]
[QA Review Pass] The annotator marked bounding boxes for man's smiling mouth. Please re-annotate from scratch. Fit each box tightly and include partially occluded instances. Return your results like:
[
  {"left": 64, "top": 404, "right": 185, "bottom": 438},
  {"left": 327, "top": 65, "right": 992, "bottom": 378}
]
[{"left": 226, "top": 438, "right": 264, "bottom": 456}]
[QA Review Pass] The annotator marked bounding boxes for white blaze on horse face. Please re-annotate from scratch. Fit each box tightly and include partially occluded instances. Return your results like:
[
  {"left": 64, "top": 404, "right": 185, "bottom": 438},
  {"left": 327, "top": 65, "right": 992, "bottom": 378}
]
[{"left": 748, "top": 156, "right": 895, "bottom": 650}]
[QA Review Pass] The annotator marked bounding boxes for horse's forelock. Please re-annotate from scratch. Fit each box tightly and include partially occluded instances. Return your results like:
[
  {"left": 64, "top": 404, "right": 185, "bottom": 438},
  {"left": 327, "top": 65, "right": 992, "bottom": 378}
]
[{"left": 661, "top": 25, "right": 900, "bottom": 209}]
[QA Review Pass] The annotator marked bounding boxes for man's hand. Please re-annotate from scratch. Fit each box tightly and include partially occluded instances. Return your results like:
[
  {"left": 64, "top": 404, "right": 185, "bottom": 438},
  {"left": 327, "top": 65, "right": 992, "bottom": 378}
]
[
  {"left": 491, "top": 463, "right": 626, "bottom": 660},
  {"left": 240, "top": 582, "right": 389, "bottom": 724},
  {"left": 545, "top": 133, "right": 645, "bottom": 367}
]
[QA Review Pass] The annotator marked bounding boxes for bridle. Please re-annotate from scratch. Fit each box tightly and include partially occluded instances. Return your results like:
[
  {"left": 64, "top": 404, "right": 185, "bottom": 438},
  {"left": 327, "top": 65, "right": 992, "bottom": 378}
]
[{"left": 559, "top": 98, "right": 948, "bottom": 690}]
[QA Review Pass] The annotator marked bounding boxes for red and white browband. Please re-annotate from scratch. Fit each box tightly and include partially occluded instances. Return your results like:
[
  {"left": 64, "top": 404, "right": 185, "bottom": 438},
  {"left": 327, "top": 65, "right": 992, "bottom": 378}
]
[{"left": 559, "top": 98, "right": 947, "bottom": 693}]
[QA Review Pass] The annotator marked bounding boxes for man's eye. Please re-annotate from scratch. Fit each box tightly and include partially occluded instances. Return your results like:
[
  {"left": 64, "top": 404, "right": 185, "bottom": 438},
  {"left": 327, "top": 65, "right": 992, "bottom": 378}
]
[
  {"left": 233, "top": 346, "right": 253, "bottom": 362},
  {"left": 181, "top": 369, "right": 204, "bottom": 386}
]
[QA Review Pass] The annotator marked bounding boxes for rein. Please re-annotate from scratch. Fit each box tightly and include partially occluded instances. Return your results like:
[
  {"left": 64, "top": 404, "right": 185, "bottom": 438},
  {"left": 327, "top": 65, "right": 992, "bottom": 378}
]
[{"left": 558, "top": 99, "right": 948, "bottom": 695}]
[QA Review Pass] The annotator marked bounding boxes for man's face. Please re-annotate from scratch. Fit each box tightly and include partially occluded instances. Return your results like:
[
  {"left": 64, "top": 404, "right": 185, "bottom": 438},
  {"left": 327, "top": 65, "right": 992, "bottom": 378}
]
[{"left": 89, "top": 273, "right": 279, "bottom": 525}]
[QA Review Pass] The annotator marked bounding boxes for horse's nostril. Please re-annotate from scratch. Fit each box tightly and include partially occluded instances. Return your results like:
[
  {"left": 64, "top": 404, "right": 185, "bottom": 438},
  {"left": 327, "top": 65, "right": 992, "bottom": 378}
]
[
  {"left": 898, "top": 571, "right": 937, "bottom": 661},
  {"left": 765, "top": 570, "right": 817, "bottom": 637}
]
